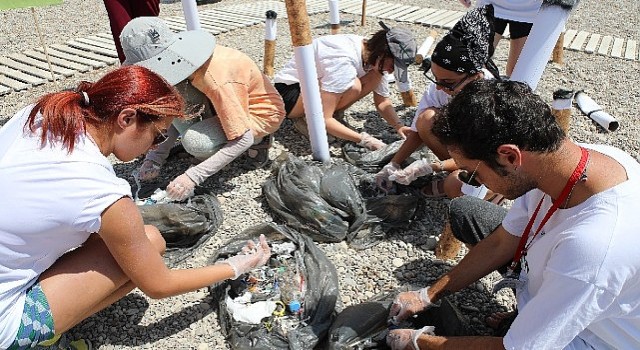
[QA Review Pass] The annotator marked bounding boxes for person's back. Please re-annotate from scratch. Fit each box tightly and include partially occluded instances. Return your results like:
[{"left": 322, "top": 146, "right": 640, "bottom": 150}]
[{"left": 196, "top": 45, "right": 285, "bottom": 138}]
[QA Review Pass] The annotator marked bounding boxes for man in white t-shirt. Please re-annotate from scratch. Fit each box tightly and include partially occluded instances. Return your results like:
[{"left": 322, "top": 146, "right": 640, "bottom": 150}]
[
  {"left": 274, "top": 23, "right": 416, "bottom": 150},
  {"left": 386, "top": 79, "right": 640, "bottom": 350}
]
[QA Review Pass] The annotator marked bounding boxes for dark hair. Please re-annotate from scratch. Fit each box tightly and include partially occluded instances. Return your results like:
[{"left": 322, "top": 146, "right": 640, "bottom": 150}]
[
  {"left": 432, "top": 80, "right": 565, "bottom": 170},
  {"left": 26, "top": 65, "right": 185, "bottom": 152},
  {"left": 365, "top": 29, "right": 392, "bottom": 66}
]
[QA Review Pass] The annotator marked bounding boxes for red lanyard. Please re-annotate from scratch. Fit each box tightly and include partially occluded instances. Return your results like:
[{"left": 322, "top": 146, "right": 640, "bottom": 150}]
[{"left": 507, "top": 147, "right": 590, "bottom": 275}]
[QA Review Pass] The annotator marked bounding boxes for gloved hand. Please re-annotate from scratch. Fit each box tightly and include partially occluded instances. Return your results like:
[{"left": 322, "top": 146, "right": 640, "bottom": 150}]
[
  {"left": 375, "top": 162, "right": 401, "bottom": 192},
  {"left": 386, "top": 326, "right": 436, "bottom": 350},
  {"left": 458, "top": 0, "right": 472, "bottom": 8},
  {"left": 218, "top": 234, "right": 271, "bottom": 279},
  {"left": 358, "top": 132, "right": 386, "bottom": 151},
  {"left": 389, "top": 159, "right": 434, "bottom": 185},
  {"left": 389, "top": 287, "right": 435, "bottom": 324},
  {"left": 138, "top": 159, "right": 162, "bottom": 181},
  {"left": 166, "top": 173, "right": 197, "bottom": 201}
]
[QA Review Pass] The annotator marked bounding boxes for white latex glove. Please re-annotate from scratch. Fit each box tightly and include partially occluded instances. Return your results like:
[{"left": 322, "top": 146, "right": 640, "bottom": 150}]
[
  {"left": 389, "top": 159, "right": 434, "bottom": 185},
  {"left": 389, "top": 287, "right": 435, "bottom": 324},
  {"left": 458, "top": 0, "right": 472, "bottom": 8},
  {"left": 166, "top": 173, "right": 196, "bottom": 201},
  {"left": 375, "top": 162, "right": 401, "bottom": 192},
  {"left": 358, "top": 132, "right": 386, "bottom": 151},
  {"left": 218, "top": 234, "right": 271, "bottom": 279},
  {"left": 387, "top": 326, "right": 436, "bottom": 350},
  {"left": 138, "top": 159, "right": 162, "bottom": 181}
]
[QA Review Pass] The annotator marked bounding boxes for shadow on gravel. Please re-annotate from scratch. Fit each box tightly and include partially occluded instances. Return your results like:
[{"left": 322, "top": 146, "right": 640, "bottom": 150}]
[{"left": 72, "top": 293, "right": 215, "bottom": 347}]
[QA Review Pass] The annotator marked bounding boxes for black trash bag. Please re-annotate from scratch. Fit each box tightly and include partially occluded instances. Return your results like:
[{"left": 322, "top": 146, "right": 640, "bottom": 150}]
[
  {"left": 263, "top": 153, "right": 368, "bottom": 243},
  {"left": 326, "top": 293, "right": 469, "bottom": 349},
  {"left": 342, "top": 140, "right": 426, "bottom": 172},
  {"left": 209, "top": 223, "right": 339, "bottom": 350},
  {"left": 138, "top": 188, "right": 223, "bottom": 266}
]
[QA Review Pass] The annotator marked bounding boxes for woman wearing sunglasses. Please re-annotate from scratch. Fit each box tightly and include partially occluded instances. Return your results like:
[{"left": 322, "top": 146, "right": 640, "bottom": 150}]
[
  {"left": 0, "top": 66, "right": 271, "bottom": 350},
  {"left": 376, "top": 5, "right": 503, "bottom": 202}
]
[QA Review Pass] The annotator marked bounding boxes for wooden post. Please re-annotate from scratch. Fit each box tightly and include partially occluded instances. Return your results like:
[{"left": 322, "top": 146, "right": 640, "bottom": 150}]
[
  {"left": 551, "top": 88, "right": 574, "bottom": 134},
  {"left": 400, "top": 90, "right": 417, "bottom": 107},
  {"left": 361, "top": 0, "right": 366, "bottom": 26},
  {"left": 552, "top": 32, "right": 565, "bottom": 64},
  {"left": 435, "top": 221, "right": 462, "bottom": 260},
  {"left": 263, "top": 10, "right": 278, "bottom": 77}
]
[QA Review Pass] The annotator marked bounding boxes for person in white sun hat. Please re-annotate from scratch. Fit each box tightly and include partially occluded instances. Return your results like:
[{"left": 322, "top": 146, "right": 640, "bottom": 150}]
[{"left": 121, "top": 16, "right": 286, "bottom": 201}]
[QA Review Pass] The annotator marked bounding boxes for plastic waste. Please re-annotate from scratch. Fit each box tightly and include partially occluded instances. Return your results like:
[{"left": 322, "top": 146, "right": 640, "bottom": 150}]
[{"left": 210, "top": 223, "right": 339, "bottom": 350}]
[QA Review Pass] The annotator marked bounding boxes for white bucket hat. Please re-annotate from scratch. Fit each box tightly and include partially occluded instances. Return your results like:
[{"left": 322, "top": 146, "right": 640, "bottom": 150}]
[{"left": 120, "top": 17, "right": 216, "bottom": 85}]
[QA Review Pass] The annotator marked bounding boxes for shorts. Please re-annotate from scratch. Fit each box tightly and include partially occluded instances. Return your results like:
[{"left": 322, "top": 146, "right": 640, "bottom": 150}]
[
  {"left": 494, "top": 18, "right": 533, "bottom": 39},
  {"left": 274, "top": 83, "right": 301, "bottom": 116},
  {"left": 7, "top": 282, "right": 56, "bottom": 350}
]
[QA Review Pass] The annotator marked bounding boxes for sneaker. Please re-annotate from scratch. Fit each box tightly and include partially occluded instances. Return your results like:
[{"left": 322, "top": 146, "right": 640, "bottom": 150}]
[
  {"left": 245, "top": 135, "right": 272, "bottom": 169},
  {"left": 292, "top": 117, "right": 309, "bottom": 138}
]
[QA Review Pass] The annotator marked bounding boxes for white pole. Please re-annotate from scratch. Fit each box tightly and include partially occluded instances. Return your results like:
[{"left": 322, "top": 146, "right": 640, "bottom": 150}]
[
  {"left": 328, "top": 0, "right": 340, "bottom": 34},
  {"left": 181, "top": 0, "right": 201, "bottom": 30},
  {"left": 510, "top": 5, "right": 570, "bottom": 90},
  {"left": 295, "top": 45, "right": 331, "bottom": 161},
  {"left": 285, "top": 0, "right": 330, "bottom": 161}
]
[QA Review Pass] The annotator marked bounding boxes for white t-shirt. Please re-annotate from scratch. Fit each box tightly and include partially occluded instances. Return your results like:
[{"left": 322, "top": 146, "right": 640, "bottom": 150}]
[
  {"left": 501, "top": 144, "right": 640, "bottom": 350},
  {"left": 273, "top": 34, "right": 391, "bottom": 98},
  {"left": 476, "top": 0, "right": 542, "bottom": 24},
  {"left": 410, "top": 69, "right": 493, "bottom": 132},
  {"left": 0, "top": 106, "right": 132, "bottom": 348}
]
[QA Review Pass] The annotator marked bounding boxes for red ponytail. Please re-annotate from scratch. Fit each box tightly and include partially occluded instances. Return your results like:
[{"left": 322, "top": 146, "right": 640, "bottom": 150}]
[{"left": 27, "top": 65, "right": 185, "bottom": 152}]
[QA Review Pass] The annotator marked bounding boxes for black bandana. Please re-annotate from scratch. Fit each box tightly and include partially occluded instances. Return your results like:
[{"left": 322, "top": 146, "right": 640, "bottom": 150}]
[{"left": 431, "top": 5, "right": 495, "bottom": 75}]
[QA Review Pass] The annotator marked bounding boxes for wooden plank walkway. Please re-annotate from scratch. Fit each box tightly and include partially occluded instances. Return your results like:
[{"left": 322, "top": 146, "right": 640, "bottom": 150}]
[{"left": 1, "top": 0, "right": 637, "bottom": 95}]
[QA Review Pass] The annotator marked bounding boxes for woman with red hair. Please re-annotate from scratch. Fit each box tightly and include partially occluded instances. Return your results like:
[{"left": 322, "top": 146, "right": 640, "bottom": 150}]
[{"left": 0, "top": 66, "right": 270, "bottom": 349}]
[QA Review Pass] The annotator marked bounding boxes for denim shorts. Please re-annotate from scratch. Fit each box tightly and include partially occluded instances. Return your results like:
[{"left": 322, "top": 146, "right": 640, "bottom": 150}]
[{"left": 7, "top": 282, "right": 56, "bottom": 350}]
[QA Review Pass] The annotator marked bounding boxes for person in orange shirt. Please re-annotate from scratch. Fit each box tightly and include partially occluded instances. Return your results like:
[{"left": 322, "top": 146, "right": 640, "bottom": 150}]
[{"left": 120, "top": 17, "right": 286, "bottom": 201}]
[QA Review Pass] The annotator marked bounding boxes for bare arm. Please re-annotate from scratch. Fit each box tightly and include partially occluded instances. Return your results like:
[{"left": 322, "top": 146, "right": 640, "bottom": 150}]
[
  {"left": 321, "top": 90, "right": 363, "bottom": 143},
  {"left": 416, "top": 335, "right": 505, "bottom": 350},
  {"left": 373, "top": 92, "right": 410, "bottom": 138},
  {"left": 428, "top": 225, "right": 519, "bottom": 303},
  {"left": 99, "top": 198, "right": 235, "bottom": 299}
]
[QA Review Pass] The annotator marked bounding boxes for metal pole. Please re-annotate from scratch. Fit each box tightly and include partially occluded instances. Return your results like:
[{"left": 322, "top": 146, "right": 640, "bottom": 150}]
[
  {"left": 361, "top": 0, "right": 367, "bottom": 26},
  {"left": 284, "top": 0, "right": 331, "bottom": 161},
  {"left": 181, "top": 0, "right": 201, "bottom": 30}
]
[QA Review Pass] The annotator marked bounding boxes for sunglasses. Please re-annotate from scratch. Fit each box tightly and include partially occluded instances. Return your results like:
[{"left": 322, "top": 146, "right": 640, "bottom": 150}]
[
  {"left": 421, "top": 58, "right": 470, "bottom": 91},
  {"left": 151, "top": 122, "right": 169, "bottom": 146},
  {"left": 458, "top": 161, "right": 481, "bottom": 187}
]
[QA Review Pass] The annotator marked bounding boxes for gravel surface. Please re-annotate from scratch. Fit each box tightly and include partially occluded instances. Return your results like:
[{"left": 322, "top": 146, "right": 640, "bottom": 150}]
[{"left": 1, "top": 0, "right": 639, "bottom": 349}]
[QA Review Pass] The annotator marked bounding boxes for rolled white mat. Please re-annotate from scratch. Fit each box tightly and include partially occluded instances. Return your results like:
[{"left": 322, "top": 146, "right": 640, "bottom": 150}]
[
  {"left": 415, "top": 36, "right": 435, "bottom": 63},
  {"left": 575, "top": 91, "right": 619, "bottom": 131},
  {"left": 181, "top": 0, "right": 201, "bottom": 30},
  {"left": 329, "top": 0, "right": 340, "bottom": 24}
]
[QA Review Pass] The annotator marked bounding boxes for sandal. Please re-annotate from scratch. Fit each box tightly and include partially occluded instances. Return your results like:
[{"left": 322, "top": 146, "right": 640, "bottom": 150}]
[
  {"left": 245, "top": 135, "right": 273, "bottom": 169},
  {"left": 420, "top": 179, "right": 447, "bottom": 198}
]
